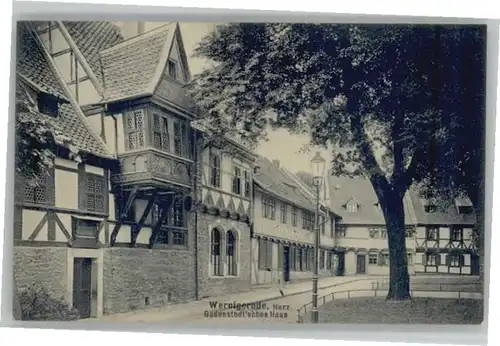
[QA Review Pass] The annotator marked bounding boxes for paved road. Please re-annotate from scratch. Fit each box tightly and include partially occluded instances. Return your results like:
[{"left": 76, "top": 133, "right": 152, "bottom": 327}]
[{"left": 151, "top": 279, "right": 378, "bottom": 324}]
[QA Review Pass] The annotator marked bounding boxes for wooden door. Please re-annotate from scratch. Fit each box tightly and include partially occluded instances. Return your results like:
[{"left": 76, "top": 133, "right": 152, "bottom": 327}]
[
  {"left": 356, "top": 254, "right": 366, "bottom": 274},
  {"left": 470, "top": 254, "right": 480, "bottom": 276},
  {"left": 283, "top": 246, "right": 290, "bottom": 282},
  {"left": 73, "top": 258, "right": 92, "bottom": 318},
  {"left": 336, "top": 252, "right": 345, "bottom": 276}
]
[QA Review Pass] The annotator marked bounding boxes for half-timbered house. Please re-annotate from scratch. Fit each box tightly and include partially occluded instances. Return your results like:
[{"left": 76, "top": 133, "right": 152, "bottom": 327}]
[
  {"left": 323, "top": 174, "right": 417, "bottom": 276},
  {"left": 408, "top": 190, "right": 479, "bottom": 275},
  {"left": 251, "top": 157, "right": 336, "bottom": 285},
  {"left": 14, "top": 22, "right": 119, "bottom": 319}
]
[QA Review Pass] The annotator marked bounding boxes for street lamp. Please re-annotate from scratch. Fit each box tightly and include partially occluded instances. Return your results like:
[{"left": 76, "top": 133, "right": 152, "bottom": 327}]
[{"left": 310, "top": 151, "right": 326, "bottom": 323}]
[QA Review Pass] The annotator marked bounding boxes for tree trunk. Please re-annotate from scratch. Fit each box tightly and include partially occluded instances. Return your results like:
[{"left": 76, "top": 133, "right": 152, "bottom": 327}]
[{"left": 383, "top": 194, "right": 411, "bottom": 300}]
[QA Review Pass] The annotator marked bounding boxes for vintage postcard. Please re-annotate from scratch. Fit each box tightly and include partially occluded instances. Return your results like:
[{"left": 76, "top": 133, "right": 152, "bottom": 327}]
[{"left": 11, "top": 21, "right": 486, "bottom": 325}]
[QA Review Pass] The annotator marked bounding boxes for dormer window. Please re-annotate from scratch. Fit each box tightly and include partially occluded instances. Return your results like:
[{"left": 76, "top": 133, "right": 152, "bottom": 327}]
[
  {"left": 168, "top": 59, "right": 178, "bottom": 80},
  {"left": 424, "top": 205, "right": 437, "bottom": 213},
  {"left": 37, "top": 92, "right": 59, "bottom": 117},
  {"left": 458, "top": 206, "right": 473, "bottom": 215},
  {"left": 346, "top": 200, "right": 358, "bottom": 212},
  {"left": 455, "top": 197, "right": 473, "bottom": 215}
]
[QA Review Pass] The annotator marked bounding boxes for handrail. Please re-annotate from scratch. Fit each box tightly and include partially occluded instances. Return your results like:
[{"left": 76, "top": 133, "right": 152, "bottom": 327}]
[{"left": 296, "top": 279, "right": 483, "bottom": 323}]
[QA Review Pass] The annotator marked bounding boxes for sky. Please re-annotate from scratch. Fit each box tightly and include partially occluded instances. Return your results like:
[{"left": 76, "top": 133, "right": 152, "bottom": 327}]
[{"left": 113, "top": 21, "right": 328, "bottom": 174}]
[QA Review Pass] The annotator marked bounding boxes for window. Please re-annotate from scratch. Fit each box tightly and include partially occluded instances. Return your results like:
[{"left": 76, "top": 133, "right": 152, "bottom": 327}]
[
  {"left": 450, "top": 227, "right": 463, "bottom": 242},
  {"left": 291, "top": 206, "right": 298, "bottom": 226},
  {"left": 302, "top": 210, "right": 314, "bottom": 230},
  {"left": 209, "top": 153, "right": 221, "bottom": 188},
  {"left": 211, "top": 229, "right": 222, "bottom": 276},
  {"left": 380, "top": 253, "right": 390, "bottom": 266},
  {"left": 458, "top": 206, "right": 473, "bottom": 214},
  {"left": 319, "top": 250, "right": 325, "bottom": 269},
  {"left": 24, "top": 169, "right": 54, "bottom": 206},
  {"left": 303, "top": 248, "right": 309, "bottom": 271},
  {"left": 232, "top": 166, "right": 241, "bottom": 195},
  {"left": 380, "top": 228, "right": 387, "bottom": 239},
  {"left": 407, "top": 253, "right": 413, "bottom": 265},
  {"left": 168, "top": 59, "right": 177, "bottom": 79},
  {"left": 226, "top": 231, "right": 237, "bottom": 276},
  {"left": 72, "top": 217, "right": 100, "bottom": 248},
  {"left": 368, "top": 254, "right": 378, "bottom": 265},
  {"left": 280, "top": 203, "right": 288, "bottom": 224},
  {"left": 126, "top": 109, "right": 145, "bottom": 150},
  {"left": 152, "top": 113, "right": 169, "bottom": 151},
  {"left": 37, "top": 92, "right": 59, "bottom": 117},
  {"left": 426, "top": 227, "right": 439, "bottom": 241},
  {"left": 326, "top": 252, "right": 332, "bottom": 269},
  {"left": 173, "top": 121, "right": 182, "bottom": 156},
  {"left": 425, "top": 252, "right": 440, "bottom": 266},
  {"left": 244, "top": 171, "right": 251, "bottom": 198},
  {"left": 320, "top": 216, "right": 326, "bottom": 235},
  {"left": 262, "top": 195, "right": 275, "bottom": 219},
  {"left": 424, "top": 205, "right": 437, "bottom": 213},
  {"left": 151, "top": 198, "right": 188, "bottom": 247},
  {"left": 369, "top": 228, "right": 379, "bottom": 238},
  {"left": 405, "top": 227, "right": 415, "bottom": 238},
  {"left": 447, "top": 253, "right": 463, "bottom": 267},
  {"left": 258, "top": 239, "right": 273, "bottom": 270},
  {"left": 84, "top": 174, "right": 105, "bottom": 213},
  {"left": 335, "top": 225, "right": 346, "bottom": 237},
  {"left": 73, "top": 218, "right": 98, "bottom": 239},
  {"left": 346, "top": 201, "right": 358, "bottom": 212}
]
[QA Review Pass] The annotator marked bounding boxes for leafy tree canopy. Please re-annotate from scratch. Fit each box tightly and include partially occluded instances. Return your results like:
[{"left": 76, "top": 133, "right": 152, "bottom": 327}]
[{"left": 189, "top": 23, "right": 485, "bottom": 204}]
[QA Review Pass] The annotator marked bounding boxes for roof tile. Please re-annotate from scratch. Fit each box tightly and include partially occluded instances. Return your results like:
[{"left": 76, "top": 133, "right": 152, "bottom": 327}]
[
  {"left": 16, "top": 24, "right": 112, "bottom": 159},
  {"left": 100, "top": 24, "right": 172, "bottom": 102}
]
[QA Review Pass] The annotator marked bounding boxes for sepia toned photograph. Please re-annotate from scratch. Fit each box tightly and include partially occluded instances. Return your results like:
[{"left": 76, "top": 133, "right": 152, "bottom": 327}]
[{"left": 11, "top": 20, "right": 486, "bottom": 325}]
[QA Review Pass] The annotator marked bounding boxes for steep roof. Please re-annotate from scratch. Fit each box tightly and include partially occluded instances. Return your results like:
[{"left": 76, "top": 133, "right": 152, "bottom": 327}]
[
  {"left": 16, "top": 24, "right": 113, "bottom": 159},
  {"left": 62, "top": 21, "right": 124, "bottom": 85},
  {"left": 407, "top": 189, "right": 476, "bottom": 226},
  {"left": 254, "top": 156, "right": 318, "bottom": 212},
  {"left": 324, "top": 173, "right": 416, "bottom": 225}
]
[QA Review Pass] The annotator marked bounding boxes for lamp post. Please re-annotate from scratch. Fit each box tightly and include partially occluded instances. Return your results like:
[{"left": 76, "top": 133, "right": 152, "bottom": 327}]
[{"left": 310, "top": 151, "right": 326, "bottom": 323}]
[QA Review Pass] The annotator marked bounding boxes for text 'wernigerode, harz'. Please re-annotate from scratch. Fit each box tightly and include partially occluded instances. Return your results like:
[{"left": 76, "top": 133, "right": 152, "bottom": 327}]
[{"left": 204, "top": 301, "right": 290, "bottom": 319}]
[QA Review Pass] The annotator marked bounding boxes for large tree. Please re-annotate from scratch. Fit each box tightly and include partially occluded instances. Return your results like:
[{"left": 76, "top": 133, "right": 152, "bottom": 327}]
[{"left": 189, "top": 23, "right": 486, "bottom": 300}]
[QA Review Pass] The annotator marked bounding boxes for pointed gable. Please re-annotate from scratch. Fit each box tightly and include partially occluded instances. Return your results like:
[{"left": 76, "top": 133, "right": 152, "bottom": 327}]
[
  {"left": 16, "top": 23, "right": 113, "bottom": 159},
  {"left": 99, "top": 23, "right": 174, "bottom": 103}
]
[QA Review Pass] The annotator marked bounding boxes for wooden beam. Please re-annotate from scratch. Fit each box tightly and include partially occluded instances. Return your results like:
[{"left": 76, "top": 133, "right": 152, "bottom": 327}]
[
  {"left": 110, "top": 186, "right": 139, "bottom": 246},
  {"left": 148, "top": 194, "right": 175, "bottom": 249},
  {"left": 130, "top": 191, "right": 158, "bottom": 247}
]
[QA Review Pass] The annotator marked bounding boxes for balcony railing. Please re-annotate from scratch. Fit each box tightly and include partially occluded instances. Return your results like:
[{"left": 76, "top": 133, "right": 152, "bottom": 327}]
[{"left": 111, "top": 149, "right": 194, "bottom": 188}]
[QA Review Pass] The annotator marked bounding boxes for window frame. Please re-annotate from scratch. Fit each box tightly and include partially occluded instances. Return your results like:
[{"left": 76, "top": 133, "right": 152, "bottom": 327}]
[
  {"left": 426, "top": 227, "right": 439, "bottom": 241},
  {"left": 82, "top": 173, "right": 106, "bottom": 214},
  {"left": 226, "top": 230, "right": 237, "bottom": 276},
  {"left": 368, "top": 254, "right": 378, "bottom": 265},
  {"left": 280, "top": 203, "right": 288, "bottom": 224},
  {"left": 211, "top": 228, "right": 222, "bottom": 276},
  {"left": 262, "top": 195, "right": 276, "bottom": 220},
  {"left": 23, "top": 168, "right": 55, "bottom": 206},
  {"left": 125, "top": 109, "right": 146, "bottom": 150},
  {"left": 152, "top": 112, "right": 170, "bottom": 152},
  {"left": 450, "top": 227, "right": 464, "bottom": 242},
  {"left": 232, "top": 166, "right": 242, "bottom": 195}
]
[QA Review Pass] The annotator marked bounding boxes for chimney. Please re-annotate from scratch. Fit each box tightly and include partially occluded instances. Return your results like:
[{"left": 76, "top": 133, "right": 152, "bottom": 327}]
[
  {"left": 272, "top": 160, "right": 280, "bottom": 168},
  {"left": 137, "top": 22, "right": 146, "bottom": 34},
  {"left": 253, "top": 166, "right": 261, "bottom": 174}
]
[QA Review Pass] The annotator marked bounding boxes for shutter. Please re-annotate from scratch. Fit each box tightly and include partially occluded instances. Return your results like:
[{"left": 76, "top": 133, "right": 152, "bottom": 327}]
[
  {"left": 78, "top": 164, "right": 86, "bottom": 211},
  {"left": 258, "top": 239, "right": 265, "bottom": 269},
  {"left": 278, "top": 243, "right": 284, "bottom": 270}
]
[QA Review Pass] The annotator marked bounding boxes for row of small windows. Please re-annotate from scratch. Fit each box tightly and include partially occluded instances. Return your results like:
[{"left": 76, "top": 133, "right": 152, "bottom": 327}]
[
  {"left": 125, "top": 109, "right": 193, "bottom": 159},
  {"left": 262, "top": 195, "right": 326, "bottom": 233},
  {"left": 423, "top": 252, "right": 465, "bottom": 267},
  {"left": 208, "top": 153, "right": 251, "bottom": 198},
  {"left": 211, "top": 228, "right": 238, "bottom": 276},
  {"left": 20, "top": 167, "right": 106, "bottom": 215},
  {"left": 425, "top": 226, "right": 465, "bottom": 241},
  {"left": 258, "top": 239, "right": 335, "bottom": 272}
]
